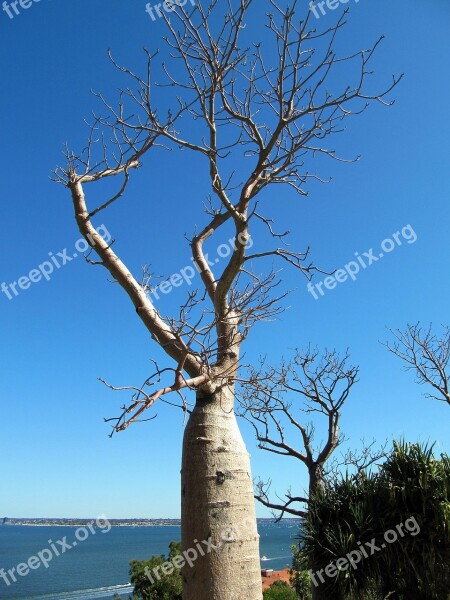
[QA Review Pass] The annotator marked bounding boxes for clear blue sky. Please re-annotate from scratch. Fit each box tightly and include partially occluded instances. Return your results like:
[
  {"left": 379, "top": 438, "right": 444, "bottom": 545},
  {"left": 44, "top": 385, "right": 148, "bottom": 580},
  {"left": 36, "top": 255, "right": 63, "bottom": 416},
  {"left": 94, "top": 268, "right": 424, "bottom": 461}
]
[{"left": 0, "top": 0, "right": 449, "bottom": 519}]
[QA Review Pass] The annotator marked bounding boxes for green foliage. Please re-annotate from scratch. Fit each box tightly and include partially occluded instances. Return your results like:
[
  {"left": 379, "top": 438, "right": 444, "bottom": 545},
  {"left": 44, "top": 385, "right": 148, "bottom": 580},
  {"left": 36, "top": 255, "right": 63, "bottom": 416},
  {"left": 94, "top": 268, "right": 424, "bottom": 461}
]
[
  {"left": 263, "top": 580, "right": 298, "bottom": 600},
  {"left": 290, "top": 550, "right": 312, "bottom": 599},
  {"left": 130, "top": 541, "right": 182, "bottom": 600},
  {"left": 294, "top": 441, "right": 450, "bottom": 600},
  {"left": 376, "top": 441, "right": 450, "bottom": 598}
]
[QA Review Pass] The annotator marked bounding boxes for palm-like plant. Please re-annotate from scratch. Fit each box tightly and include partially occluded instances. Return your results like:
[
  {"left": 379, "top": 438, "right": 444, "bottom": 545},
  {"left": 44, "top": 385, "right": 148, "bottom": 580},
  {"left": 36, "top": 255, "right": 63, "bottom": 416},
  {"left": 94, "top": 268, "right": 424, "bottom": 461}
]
[
  {"left": 295, "top": 441, "right": 450, "bottom": 600},
  {"left": 377, "top": 441, "right": 450, "bottom": 598}
]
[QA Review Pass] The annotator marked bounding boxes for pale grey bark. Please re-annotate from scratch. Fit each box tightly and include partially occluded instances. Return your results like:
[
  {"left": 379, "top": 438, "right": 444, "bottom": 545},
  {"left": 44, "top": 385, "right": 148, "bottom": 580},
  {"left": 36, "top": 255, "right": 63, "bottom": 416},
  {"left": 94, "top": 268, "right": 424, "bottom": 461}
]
[{"left": 182, "top": 385, "right": 261, "bottom": 600}]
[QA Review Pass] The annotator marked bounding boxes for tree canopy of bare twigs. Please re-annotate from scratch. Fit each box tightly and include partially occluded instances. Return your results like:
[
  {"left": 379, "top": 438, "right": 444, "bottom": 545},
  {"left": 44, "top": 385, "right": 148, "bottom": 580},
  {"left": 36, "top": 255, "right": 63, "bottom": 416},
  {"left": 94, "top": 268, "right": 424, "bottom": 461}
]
[
  {"left": 385, "top": 323, "right": 450, "bottom": 407},
  {"left": 52, "top": 1, "right": 401, "bottom": 432}
]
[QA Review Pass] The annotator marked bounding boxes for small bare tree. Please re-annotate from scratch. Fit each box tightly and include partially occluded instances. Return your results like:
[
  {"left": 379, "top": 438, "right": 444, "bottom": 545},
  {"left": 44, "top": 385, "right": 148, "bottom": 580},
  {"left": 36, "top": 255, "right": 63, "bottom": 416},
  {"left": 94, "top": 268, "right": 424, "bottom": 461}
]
[
  {"left": 239, "top": 347, "right": 385, "bottom": 600},
  {"left": 385, "top": 323, "right": 450, "bottom": 406},
  {"left": 53, "top": 2, "right": 400, "bottom": 598},
  {"left": 238, "top": 347, "right": 377, "bottom": 519}
]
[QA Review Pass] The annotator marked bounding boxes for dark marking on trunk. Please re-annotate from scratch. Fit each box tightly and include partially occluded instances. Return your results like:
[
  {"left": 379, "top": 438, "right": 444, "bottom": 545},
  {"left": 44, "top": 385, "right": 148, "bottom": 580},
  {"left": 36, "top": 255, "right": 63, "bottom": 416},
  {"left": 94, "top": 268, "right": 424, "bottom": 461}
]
[
  {"left": 208, "top": 500, "right": 231, "bottom": 508},
  {"left": 216, "top": 471, "right": 226, "bottom": 484},
  {"left": 196, "top": 391, "right": 214, "bottom": 406}
]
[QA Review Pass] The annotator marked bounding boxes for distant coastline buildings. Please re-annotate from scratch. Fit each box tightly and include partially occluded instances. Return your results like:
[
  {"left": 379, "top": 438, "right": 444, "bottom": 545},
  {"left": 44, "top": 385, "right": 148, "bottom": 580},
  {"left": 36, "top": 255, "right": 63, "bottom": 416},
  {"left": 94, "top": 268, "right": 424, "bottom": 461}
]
[
  {"left": 0, "top": 517, "right": 300, "bottom": 527},
  {"left": 0, "top": 517, "right": 183, "bottom": 527}
]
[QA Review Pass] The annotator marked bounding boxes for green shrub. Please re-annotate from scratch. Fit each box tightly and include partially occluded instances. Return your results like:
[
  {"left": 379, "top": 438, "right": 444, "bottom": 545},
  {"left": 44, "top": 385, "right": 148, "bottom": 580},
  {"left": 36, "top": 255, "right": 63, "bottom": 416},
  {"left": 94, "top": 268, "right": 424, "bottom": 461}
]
[
  {"left": 263, "top": 580, "right": 298, "bottom": 600},
  {"left": 130, "top": 541, "right": 182, "bottom": 600},
  {"left": 289, "top": 556, "right": 312, "bottom": 600}
]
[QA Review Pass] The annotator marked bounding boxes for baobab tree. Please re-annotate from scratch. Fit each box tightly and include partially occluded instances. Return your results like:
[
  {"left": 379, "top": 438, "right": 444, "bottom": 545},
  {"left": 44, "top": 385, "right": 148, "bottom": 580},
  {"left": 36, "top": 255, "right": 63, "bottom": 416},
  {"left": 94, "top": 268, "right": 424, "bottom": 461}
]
[
  {"left": 385, "top": 323, "right": 450, "bottom": 407},
  {"left": 53, "top": 1, "right": 401, "bottom": 598}
]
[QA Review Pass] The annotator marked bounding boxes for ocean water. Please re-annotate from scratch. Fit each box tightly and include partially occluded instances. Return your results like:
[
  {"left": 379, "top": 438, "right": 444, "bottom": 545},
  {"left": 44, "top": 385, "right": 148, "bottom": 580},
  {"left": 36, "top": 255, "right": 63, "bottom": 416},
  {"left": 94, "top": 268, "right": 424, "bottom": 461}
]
[{"left": 0, "top": 521, "right": 300, "bottom": 599}]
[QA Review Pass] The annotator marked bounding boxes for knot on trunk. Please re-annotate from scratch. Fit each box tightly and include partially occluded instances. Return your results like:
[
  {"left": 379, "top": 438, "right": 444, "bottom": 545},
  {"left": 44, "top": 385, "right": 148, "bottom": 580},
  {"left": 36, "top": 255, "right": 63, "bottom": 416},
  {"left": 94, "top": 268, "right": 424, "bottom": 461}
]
[{"left": 216, "top": 471, "right": 226, "bottom": 484}]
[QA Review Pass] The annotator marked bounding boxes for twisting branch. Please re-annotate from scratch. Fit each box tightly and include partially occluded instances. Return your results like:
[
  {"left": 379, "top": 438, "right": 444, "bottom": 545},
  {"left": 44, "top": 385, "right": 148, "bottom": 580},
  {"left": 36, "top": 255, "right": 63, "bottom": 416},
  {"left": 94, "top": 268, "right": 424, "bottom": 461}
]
[
  {"left": 245, "top": 246, "right": 328, "bottom": 280},
  {"left": 384, "top": 323, "right": 450, "bottom": 406},
  {"left": 100, "top": 363, "right": 208, "bottom": 436},
  {"left": 254, "top": 480, "right": 308, "bottom": 520}
]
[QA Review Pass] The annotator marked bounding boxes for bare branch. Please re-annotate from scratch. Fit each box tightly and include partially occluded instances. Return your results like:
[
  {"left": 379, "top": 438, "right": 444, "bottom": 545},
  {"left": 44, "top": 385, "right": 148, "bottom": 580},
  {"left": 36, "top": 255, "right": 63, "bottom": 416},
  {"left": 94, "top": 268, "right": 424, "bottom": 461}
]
[
  {"left": 254, "top": 479, "right": 307, "bottom": 521},
  {"left": 100, "top": 365, "right": 208, "bottom": 436},
  {"left": 384, "top": 323, "right": 450, "bottom": 406}
]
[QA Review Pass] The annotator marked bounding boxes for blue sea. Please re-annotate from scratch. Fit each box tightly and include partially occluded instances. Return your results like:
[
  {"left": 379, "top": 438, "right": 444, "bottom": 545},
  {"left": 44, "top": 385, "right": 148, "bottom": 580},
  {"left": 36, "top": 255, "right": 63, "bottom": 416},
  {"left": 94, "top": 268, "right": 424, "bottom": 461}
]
[{"left": 0, "top": 521, "right": 301, "bottom": 599}]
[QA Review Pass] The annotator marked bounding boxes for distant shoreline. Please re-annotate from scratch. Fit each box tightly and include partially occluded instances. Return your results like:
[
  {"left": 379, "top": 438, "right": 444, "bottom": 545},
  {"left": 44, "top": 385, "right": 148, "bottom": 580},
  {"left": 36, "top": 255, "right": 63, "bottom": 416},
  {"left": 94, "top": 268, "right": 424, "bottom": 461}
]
[
  {"left": 1, "top": 519, "right": 182, "bottom": 527},
  {"left": 1, "top": 518, "right": 301, "bottom": 528},
  {"left": 2, "top": 523, "right": 181, "bottom": 527}
]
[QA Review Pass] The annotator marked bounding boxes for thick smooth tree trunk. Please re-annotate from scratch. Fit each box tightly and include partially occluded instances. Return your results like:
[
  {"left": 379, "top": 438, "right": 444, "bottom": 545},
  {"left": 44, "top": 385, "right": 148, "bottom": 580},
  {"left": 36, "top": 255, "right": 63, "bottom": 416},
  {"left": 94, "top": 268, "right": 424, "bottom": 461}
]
[{"left": 181, "top": 384, "right": 262, "bottom": 600}]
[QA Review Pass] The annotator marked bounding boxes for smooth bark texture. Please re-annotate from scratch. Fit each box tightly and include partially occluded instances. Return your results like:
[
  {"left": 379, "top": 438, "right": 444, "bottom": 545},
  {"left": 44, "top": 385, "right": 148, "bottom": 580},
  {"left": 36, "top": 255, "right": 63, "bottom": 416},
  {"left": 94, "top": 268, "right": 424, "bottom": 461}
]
[{"left": 181, "top": 385, "right": 262, "bottom": 600}]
